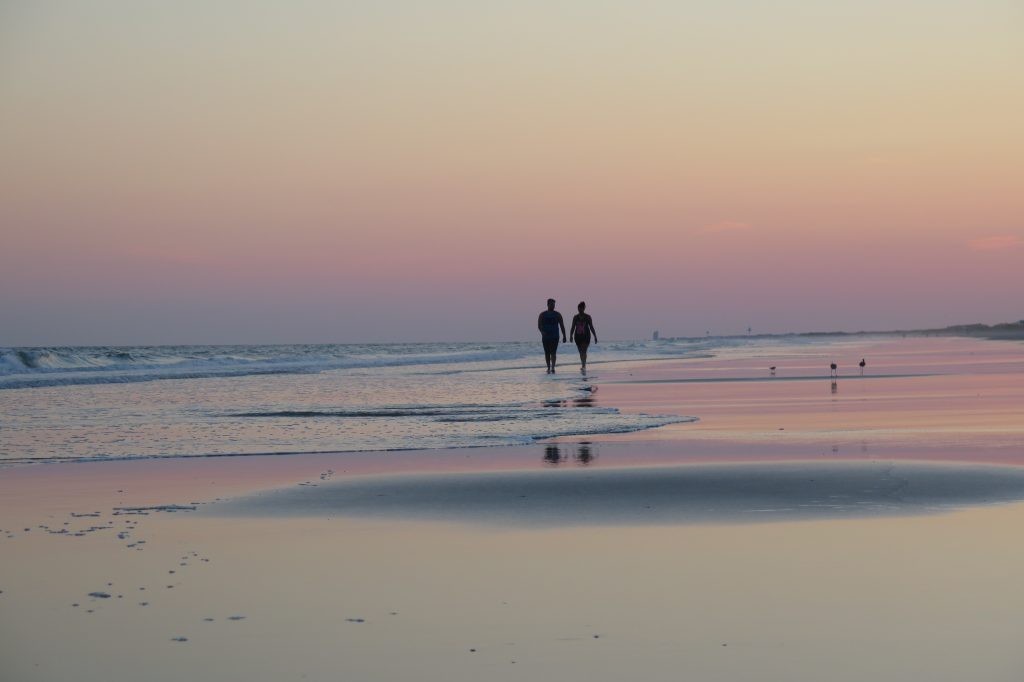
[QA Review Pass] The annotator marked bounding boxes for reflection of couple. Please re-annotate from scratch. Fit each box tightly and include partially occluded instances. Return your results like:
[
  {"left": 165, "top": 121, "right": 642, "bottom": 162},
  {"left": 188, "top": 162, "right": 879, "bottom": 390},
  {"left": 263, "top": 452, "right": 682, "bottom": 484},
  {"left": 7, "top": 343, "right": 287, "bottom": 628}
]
[
  {"left": 543, "top": 443, "right": 596, "bottom": 465},
  {"left": 537, "top": 298, "right": 598, "bottom": 374}
]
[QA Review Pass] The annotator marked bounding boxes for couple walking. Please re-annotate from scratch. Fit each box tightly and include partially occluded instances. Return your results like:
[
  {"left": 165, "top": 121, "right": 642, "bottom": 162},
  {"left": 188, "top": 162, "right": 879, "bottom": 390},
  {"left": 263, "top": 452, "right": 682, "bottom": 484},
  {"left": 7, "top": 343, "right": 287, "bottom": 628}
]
[{"left": 537, "top": 298, "right": 598, "bottom": 374}]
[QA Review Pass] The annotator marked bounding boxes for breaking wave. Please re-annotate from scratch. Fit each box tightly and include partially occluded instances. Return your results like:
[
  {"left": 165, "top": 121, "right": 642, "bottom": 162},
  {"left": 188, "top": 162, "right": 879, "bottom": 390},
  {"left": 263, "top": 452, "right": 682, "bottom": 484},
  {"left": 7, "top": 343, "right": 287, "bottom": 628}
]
[
  {"left": 0, "top": 339, "right": 711, "bottom": 390},
  {"left": 0, "top": 343, "right": 539, "bottom": 389}
]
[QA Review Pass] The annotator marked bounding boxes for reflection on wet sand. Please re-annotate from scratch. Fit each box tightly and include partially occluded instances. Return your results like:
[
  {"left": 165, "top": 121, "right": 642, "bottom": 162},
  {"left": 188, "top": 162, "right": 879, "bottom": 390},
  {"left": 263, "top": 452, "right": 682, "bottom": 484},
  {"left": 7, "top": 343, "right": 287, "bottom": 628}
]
[
  {"left": 542, "top": 444, "right": 563, "bottom": 465},
  {"left": 215, "top": 461, "right": 1024, "bottom": 527},
  {"left": 575, "top": 442, "right": 595, "bottom": 464},
  {"left": 543, "top": 442, "right": 598, "bottom": 466},
  {"left": 543, "top": 396, "right": 598, "bottom": 408}
]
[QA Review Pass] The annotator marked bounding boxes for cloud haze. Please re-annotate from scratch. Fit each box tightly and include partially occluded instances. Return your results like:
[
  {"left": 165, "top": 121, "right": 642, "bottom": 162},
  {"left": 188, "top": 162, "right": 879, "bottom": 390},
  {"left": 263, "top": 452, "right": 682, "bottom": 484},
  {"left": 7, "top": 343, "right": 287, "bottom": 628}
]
[
  {"left": 1, "top": 1, "right": 1022, "bottom": 345},
  {"left": 968, "top": 235, "right": 1022, "bottom": 252},
  {"left": 701, "top": 222, "right": 752, "bottom": 234}
]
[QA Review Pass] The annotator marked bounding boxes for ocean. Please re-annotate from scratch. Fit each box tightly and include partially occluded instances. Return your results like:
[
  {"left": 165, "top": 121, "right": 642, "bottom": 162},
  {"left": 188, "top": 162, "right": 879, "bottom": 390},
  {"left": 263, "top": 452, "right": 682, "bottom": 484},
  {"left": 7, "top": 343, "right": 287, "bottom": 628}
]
[{"left": 0, "top": 340, "right": 714, "bottom": 465}]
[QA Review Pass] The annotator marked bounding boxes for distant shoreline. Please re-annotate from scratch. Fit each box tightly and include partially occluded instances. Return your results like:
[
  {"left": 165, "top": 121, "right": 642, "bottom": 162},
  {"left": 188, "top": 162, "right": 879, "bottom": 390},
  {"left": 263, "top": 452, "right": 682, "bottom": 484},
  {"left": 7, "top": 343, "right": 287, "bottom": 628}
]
[{"left": 658, "top": 320, "right": 1024, "bottom": 343}]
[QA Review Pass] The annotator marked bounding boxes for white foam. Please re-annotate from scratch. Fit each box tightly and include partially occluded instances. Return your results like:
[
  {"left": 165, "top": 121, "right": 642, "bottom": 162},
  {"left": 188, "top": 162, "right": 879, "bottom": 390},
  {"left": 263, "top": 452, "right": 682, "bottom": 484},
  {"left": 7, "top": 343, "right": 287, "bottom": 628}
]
[{"left": 0, "top": 340, "right": 710, "bottom": 390}]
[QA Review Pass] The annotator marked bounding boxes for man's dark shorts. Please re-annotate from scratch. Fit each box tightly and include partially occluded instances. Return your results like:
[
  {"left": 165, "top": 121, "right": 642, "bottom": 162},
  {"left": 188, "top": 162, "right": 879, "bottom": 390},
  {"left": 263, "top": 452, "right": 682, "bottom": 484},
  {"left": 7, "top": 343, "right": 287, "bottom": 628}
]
[{"left": 542, "top": 337, "right": 559, "bottom": 355}]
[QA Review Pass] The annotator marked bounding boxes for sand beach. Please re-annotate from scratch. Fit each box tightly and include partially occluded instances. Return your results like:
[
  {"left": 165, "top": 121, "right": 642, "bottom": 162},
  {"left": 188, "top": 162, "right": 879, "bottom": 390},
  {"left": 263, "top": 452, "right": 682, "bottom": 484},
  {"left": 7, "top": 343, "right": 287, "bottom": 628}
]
[{"left": 2, "top": 335, "right": 1024, "bottom": 681}]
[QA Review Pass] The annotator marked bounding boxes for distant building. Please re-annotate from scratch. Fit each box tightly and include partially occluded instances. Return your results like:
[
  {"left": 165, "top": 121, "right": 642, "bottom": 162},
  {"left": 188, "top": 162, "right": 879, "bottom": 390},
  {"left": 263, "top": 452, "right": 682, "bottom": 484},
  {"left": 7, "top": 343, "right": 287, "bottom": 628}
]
[{"left": 652, "top": 330, "right": 659, "bottom": 341}]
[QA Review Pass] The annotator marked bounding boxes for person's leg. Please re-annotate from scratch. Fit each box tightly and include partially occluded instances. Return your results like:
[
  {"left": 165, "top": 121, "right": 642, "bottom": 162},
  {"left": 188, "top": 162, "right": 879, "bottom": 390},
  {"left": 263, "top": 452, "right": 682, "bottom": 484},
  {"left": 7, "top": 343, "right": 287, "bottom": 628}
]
[
  {"left": 576, "top": 339, "right": 589, "bottom": 371},
  {"left": 543, "top": 338, "right": 556, "bottom": 372}
]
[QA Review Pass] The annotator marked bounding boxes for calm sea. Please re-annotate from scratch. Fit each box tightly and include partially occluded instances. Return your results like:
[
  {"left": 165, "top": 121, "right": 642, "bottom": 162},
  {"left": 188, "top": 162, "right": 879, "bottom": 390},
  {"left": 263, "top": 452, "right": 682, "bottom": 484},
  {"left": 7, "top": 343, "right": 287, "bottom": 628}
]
[{"left": 0, "top": 340, "right": 712, "bottom": 465}]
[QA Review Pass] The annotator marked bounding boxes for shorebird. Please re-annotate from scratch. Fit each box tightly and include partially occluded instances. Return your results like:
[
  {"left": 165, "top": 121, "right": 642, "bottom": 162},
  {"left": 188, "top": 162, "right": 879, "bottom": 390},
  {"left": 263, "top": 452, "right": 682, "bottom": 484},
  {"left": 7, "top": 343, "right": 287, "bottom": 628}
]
[
  {"left": 830, "top": 362, "right": 838, "bottom": 378},
  {"left": 859, "top": 358, "right": 866, "bottom": 374},
  {"left": 769, "top": 366, "right": 777, "bottom": 376}
]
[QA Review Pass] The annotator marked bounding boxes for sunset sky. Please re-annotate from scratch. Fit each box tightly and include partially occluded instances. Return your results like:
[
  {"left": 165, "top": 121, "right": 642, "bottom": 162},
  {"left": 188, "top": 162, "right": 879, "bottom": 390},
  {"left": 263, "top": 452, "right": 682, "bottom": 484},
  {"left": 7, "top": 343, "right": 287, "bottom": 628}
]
[{"left": 2, "top": 0, "right": 1021, "bottom": 345}]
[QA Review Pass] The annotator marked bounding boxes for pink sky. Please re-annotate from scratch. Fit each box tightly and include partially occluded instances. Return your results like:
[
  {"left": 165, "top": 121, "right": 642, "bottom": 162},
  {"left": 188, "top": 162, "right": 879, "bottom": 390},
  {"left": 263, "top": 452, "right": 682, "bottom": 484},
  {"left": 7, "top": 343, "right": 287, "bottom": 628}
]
[{"left": 1, "top": 1, "right": 1021, "bottom": 344}]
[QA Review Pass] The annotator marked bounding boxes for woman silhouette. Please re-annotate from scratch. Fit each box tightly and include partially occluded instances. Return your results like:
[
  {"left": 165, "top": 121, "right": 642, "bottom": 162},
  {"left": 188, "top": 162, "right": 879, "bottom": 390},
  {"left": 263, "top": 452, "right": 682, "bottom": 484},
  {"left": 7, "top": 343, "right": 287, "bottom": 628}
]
[{"left": 569, "top": 301, "right": 598, "bottom": 374}]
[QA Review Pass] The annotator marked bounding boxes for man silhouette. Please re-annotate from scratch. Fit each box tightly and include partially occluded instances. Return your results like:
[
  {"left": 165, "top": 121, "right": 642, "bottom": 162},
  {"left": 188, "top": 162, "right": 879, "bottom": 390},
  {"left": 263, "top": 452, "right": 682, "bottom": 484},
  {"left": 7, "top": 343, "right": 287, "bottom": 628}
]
[{"left": 537, "top": 298, "right": 566, "bottom": 374}]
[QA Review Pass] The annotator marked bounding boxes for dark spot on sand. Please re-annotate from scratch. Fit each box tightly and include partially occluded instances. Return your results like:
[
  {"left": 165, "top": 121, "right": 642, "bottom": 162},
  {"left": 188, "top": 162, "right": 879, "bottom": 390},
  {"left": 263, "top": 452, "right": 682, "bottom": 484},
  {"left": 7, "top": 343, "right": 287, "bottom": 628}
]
[
  {"left": 228, "top": 615, "right": 246, "bottom": 621},
  {"left": 469, "top": 648, "right": 476, "bottom": 653},
  {"left": 345, "top": 618, "right": 365, "bottom": 623},
  {"left": 115, "top": 504, "right": 197, "bottom": 514},
  {"left": 171, "top": 637, "right": 188, "bottom": 642},
  {"left": 139, "top": 602, "right": 149, "bottom": 606},
  {"left": 203, "top": 618, "right": 215, "bottom": 622},
  {"left": 89, "top": 592, "right": 111, "bottom": 599}
]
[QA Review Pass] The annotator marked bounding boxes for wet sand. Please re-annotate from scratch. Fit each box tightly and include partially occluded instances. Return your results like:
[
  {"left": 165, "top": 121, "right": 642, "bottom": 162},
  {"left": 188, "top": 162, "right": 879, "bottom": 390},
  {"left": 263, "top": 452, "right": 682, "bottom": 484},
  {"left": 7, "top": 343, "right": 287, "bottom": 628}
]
[
  {"left": 2, "top": 335, "right": 1024, "bottom": 681},
  {"left": 216, "top": 461, "right": 1024, "bottom": 526},
  {"left": 568, "top": 335, "right": 1024, "bottom": 461}
]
